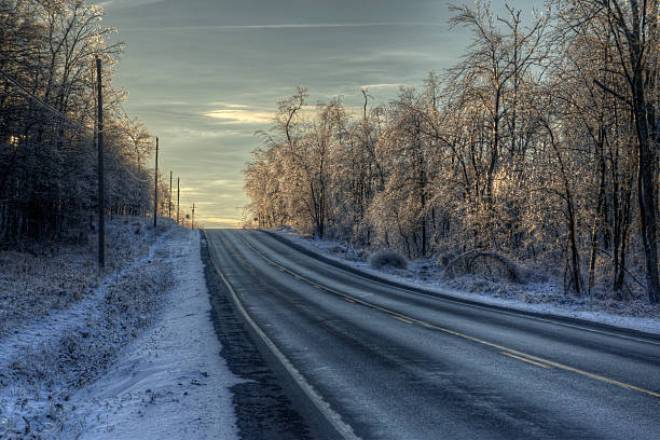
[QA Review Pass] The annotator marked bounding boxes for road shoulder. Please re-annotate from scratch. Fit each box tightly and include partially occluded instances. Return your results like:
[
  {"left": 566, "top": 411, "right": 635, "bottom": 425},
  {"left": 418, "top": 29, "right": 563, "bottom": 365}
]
[{"left": 201, "top": 233, "right": 315, "bottom": 440}]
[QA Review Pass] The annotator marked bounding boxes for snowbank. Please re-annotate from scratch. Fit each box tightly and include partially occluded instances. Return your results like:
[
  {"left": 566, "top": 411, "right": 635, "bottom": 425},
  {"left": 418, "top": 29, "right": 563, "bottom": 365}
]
[
  {"left": 0, "top": 222, "right": 241, "bottom": 439},
  {"left": 273, "top": 229, "right": 660, "bottom": 336},
  {"left": 66, "top": 230, "right": 242, "bottom": 440},
  {"left": 0, "top": 219, "right": 168, "bottom": 438}
]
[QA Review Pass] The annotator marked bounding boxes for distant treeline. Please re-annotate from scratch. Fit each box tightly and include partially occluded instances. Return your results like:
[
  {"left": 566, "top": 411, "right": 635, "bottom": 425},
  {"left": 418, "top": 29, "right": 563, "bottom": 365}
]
[
  {"left": 0, "top": 0, "right": 169, "bottom": 243},
  {"left": 244, "top": 1, "right": 659, "bottom": 303}
]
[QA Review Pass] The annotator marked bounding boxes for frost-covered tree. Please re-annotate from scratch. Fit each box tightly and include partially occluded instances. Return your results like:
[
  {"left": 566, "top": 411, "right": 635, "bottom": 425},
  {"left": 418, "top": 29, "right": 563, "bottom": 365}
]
[
  {"left": 244, "top": 0, "right": 658, "bottom": 303},
  {"left": 0, "top": 0, "right": 158, "bottom": 243}
]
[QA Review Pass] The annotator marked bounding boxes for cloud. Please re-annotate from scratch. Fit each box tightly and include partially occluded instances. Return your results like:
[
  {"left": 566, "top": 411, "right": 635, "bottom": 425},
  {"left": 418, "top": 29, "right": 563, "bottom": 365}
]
[
  {"left": 361, "top": 83, "right": 408, "bottom": 90},
  {"left": 157, "top": 126, "right": 245, "bottom": 139},
  {"left": 121, "top": 22, "right": 442, "bottom": 33},
  {"left": 207, "top": 102, "right": 250, "bottom": 109},
  {"left": 203, "top": 179, "right": 244, "bottom": 187},
  {"left": 203, "top": 109, "right": 274, "bottom": 125},
  {"left": 100, "top": 0, "right": 165, "bottom": 10}
]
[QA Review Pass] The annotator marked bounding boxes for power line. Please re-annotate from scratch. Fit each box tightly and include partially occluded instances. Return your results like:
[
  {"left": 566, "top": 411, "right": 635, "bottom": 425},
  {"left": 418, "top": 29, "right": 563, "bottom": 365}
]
[{"left": 0, "top": 67, "right": 92, "bottom": 136}]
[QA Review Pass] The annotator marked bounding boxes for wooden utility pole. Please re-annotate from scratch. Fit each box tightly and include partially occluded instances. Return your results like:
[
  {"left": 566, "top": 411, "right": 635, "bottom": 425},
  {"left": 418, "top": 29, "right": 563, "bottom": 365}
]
[
  {"left": 168, "top": 170, "right": 173, "bottom": 219},
  {"left": 96, "top": 57, "right": 105, "bottom": 270},
  {"left": 176, "top": 177, "right": 180, "bottom": 225},
  {"left": 153, "top": 137, "right": 159, "bottom": 230},
  {"left": 192, "top": 203, "right": 195, "bottom": 230}
]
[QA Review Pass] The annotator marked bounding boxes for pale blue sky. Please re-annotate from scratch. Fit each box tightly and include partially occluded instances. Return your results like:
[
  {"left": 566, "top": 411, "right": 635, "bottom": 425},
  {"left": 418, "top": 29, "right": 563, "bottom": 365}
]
[{"left": 102, "top": 0, "right": 542, "bottom": 227}]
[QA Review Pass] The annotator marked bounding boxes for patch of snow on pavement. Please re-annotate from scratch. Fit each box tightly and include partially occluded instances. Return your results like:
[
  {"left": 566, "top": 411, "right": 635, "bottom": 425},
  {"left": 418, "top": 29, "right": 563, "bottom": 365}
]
[{"left": 68, "top": 230, "right": 243, "bottom": 440}]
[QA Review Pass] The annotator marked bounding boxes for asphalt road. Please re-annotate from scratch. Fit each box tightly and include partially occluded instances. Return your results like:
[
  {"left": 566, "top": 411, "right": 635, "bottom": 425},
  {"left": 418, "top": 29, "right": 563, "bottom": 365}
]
[{"left": 205, "top": 229, "right": 660, "bottom": 440}]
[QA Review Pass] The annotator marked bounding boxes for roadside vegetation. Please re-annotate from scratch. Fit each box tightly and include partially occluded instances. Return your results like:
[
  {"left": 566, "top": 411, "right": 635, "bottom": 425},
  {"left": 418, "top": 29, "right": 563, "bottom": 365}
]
[
  {"left": 0, "top": 0, "right": 170, "bottom": 244},
  {"left": 0, "top": 4, "right": 188, "bottom": 436},
  {"left": 245, "top": 0, "right": 659, "bottom": 305},
  {"left": 0, "top": 218, "right": 176, "bottom": 438},
  {"left": 0, "top": 218, "right": 153, "bottom": 336}
]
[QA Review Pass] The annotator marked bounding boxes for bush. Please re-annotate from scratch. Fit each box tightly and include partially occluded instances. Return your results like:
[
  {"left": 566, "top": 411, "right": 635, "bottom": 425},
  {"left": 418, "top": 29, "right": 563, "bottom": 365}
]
[
  {"left": 442, "top": 250, "right": 523, "bottom": 283},
  {"left": 368, "top": 250, "right": 408, "bottom": 270}
]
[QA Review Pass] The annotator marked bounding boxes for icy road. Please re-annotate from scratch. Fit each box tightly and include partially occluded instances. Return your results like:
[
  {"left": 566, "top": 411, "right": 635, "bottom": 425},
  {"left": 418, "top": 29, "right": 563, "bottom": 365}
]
[{"left": 205, "top": 229, "right": 660, "bottom": 440}]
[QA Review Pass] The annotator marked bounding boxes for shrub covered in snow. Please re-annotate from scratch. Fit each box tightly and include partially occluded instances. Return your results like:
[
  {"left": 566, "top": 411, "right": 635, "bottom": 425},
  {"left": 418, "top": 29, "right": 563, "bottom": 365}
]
[
  {"left": 369, "top": 250, "right": 408, "bottom": 270},
  {"left": 442, "top": 250, "right": 524, "bottom": 283}
]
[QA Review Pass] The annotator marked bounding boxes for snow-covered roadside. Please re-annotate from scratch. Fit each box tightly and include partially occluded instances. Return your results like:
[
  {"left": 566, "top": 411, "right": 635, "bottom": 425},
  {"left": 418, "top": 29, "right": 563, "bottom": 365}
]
[
  {"left": 273, "top": 230, "right": 660, "bottom": 336},
  {"left": 0, "top": 223, "right": 173, "bottom": 439},
  {"left": 0, "top": 224, "right": 242, "bottom": 439},
  {"left": 0, "top": 233, "right": 162, "bottom": 374},
  {"left": 66, "top": 230, "right": 242, "bottom": 440},
  {"left": 0, "top": 219, "right": 154, "bottom": 337}
]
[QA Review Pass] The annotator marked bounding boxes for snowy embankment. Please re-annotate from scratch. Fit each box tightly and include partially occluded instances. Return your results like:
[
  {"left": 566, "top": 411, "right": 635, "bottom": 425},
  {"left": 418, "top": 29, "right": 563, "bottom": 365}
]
[
  {"left": 0, "top": 220, "right": 152, "bottom": 337},
  {"left": 0, "top": 221, "right": 241, "bottom": 439},
  {"left": 273, "top": 229, "right": 660, "bottom": 336}
]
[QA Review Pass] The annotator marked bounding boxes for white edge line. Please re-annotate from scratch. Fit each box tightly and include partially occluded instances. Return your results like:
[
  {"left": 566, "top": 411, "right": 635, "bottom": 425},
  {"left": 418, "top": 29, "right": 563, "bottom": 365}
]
[{"left": 208, "top": 241, "right": 361, "bottom": 440}]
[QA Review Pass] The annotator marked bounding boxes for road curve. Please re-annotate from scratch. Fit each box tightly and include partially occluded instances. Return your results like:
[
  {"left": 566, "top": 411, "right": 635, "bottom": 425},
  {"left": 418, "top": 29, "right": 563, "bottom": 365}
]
[{"left": 205, "top": 229, "right": 660, "bottom": 440}]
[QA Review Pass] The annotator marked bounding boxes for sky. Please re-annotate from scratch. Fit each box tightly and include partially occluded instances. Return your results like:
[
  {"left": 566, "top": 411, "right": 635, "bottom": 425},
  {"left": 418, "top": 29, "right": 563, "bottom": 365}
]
[{"left": 101, "top": 0, "right": 541, "bottom": 228}]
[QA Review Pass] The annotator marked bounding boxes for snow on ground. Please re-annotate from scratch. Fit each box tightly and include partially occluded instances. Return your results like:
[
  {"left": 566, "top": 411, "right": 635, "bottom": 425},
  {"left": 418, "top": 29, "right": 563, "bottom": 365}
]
[
  {"left": 0, "top": 219, "right": 151, "bottom": 337},
  {"left": 66, "top": 230, "right": 242, "bottom": 440},
  {"left": 274, "top": 229, "right": 660, "bottom": 336},
  {"left": 0, "top": 221, "right": 241, "bottom": 439}
]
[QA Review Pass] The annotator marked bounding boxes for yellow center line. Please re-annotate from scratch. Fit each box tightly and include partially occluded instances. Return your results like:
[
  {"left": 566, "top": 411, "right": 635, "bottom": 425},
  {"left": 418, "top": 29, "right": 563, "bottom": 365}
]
[
  {"left": 241, "top": 236, "right": 660, "bottom": 400},
  {"left": 501, "top": 351, "right": 553, "bottom": 369},
  {"left": 260, "top": 234, "right": 660, "bottom": 349}
]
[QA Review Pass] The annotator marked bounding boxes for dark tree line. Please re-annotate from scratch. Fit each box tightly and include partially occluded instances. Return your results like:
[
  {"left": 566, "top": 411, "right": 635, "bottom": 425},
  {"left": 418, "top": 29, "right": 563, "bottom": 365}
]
[{"left": 0, "top": 0, "right": 168, "bottom": 244}]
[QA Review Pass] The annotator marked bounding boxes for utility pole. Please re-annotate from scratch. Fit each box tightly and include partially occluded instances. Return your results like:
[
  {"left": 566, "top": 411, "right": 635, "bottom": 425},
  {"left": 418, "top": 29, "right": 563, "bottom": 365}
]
[
  {"left": 192, "top": 203, "right": 195, "bottom": 230},
  {"left": 168, "top": 171, "right": 173, "bottom": 219},
  {"left": 153, "top": 137, "right": 159, "bottom": 230},
  {"left": 176, "top": 177, "right": 180, "bottom": 225},
  {"left": 96, "top": 57, "right": 105, "bottom": 270}
]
